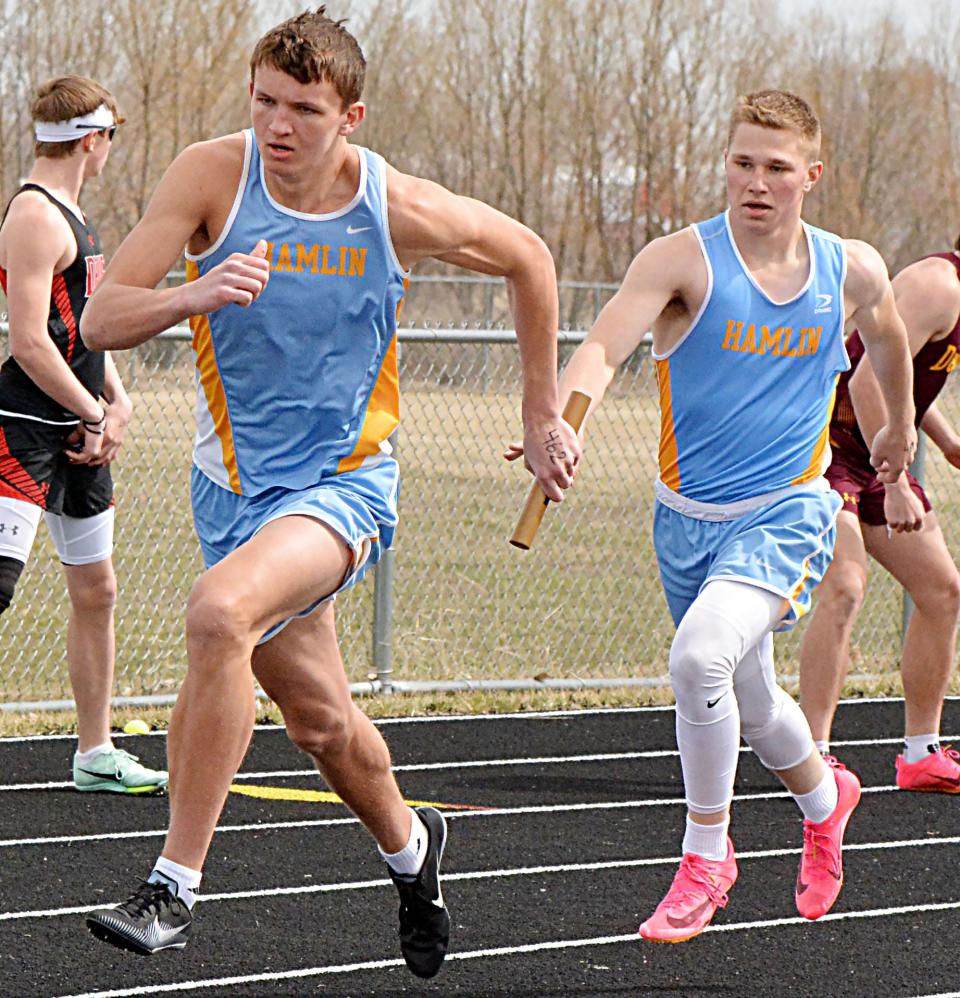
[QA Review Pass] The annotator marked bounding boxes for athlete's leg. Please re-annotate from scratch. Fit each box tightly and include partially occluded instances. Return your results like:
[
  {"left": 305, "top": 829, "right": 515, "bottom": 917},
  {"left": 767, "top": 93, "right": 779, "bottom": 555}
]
[
  {"left": 863, "top": 512, "right": 960, "bottom": 738},
  {"left": 670, "top": 580, "right": 788, "bottom": 828},
  {"left": 45, "top": 507, "right": 117, "bottom": 751},
  {"left": 61, "top": 556, "right": 116, "bottom": 752},
  {"left": 163, "top": 515, "right": 352, "bottom": 871},
  {"left": 0, "top": 497, "right": 42, "bottom": 614},
  {"left": 251, "top": 605, "right": 410, "bottom": 850},
  {"left": 641, "top": 579, "right": 785, "bottom": 942},
  {"left": 252, "top": 599, "right": 449, "bottom": 979},
  {"left": 798, "top": 511, "right": 869, "bottom": 747},
  {"left": 736, "top": 632, "right": 831, "bottom": 795}
]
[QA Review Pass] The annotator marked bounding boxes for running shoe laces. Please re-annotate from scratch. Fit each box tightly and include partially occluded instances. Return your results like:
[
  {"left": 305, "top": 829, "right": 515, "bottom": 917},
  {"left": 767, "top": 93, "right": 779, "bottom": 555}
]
[
  {"left": 669, "top": 853, "right": 732, "bottom": 911},
  {"left": 800, "top": 826, "right": 841, "bottom": 883},
  {"left": 116, "top": 880, "right": 178, "bottom": 920}
]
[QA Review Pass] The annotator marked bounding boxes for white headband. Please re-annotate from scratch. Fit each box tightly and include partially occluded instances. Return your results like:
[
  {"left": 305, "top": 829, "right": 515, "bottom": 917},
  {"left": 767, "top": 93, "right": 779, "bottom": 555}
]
[{"left": 34, "top": 103, "right": 114, "bottom": 143}]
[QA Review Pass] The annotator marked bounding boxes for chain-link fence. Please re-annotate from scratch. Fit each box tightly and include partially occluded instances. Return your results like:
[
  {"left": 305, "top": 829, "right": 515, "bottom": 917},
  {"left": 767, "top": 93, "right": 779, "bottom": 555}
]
[{"left": 2, "top": 291, "right": 957, "bottom": 706}]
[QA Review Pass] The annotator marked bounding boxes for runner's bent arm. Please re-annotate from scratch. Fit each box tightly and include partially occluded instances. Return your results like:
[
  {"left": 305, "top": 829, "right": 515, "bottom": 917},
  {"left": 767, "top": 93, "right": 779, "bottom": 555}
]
[
  {"left": 844, "top": 240, "right": 916, "bottom": 481},
  {"left": 386, "top": 168, "right": 576, "bottom": 500},
  {"left": 849, "top": 255, "right": 957, "bottom": 449},
  {"left": 82, "top": 137, "right": 270, "bottom": 350},
  {"left": 558, "top": 230, "right": 698, "bottom": 418},
  {"left": 5, "top": 195, "right": 104, "bottom": 424}
]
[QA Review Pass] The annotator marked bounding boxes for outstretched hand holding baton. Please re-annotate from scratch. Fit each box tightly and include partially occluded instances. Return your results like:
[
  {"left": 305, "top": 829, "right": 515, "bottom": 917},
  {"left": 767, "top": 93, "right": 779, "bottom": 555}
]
[{"left": 506, "top": 390, "right": 591, "bottom": 549}]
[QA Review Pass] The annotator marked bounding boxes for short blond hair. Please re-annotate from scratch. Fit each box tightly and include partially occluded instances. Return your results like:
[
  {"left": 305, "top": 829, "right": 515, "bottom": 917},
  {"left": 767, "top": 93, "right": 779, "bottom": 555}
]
[
  {"left": 32, "top": 75, "right": 123, "bottom": 159},
  {"left": 728, "top": 90, "right": 821, "bottom": 159}
]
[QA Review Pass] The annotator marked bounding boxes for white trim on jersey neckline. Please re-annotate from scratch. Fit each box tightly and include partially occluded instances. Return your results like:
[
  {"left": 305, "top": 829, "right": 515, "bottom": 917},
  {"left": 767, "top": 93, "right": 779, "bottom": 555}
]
[
  {"left": 258, "top": 141, "right": 368, "bottom": 222},
  {"left": 723, "top": 207, "right": 817, "bottom": 307}
]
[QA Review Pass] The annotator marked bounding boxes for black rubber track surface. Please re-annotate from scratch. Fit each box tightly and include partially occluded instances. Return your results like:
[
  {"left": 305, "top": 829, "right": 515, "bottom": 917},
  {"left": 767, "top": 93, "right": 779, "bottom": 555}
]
[{"left": 0, "top": 699, "right": 956, "bottom": 998}]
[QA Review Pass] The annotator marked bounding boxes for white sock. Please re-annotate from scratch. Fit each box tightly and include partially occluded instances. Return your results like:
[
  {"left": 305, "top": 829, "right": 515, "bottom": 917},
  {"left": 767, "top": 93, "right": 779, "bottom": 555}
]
[
  {"left": 75, "top": 741, "right": 114, "bottom": 763},
  {"left": 682, "top": 815, "right": 730, "bottom": 861},
  {"left": 379, "top": 808, "right": 428, "bottom": 877},
  {"left": 794, "top": 768, "right": 838, "bottom": 824},
  {"left": 149, "top": 856, "right": 202, "bottom": 909},
  {"left": 903, "top": 733, "right": 940, "bottom": 764},
  {"left": 814, "top": 740, "right": 830, "bottom": 757}
]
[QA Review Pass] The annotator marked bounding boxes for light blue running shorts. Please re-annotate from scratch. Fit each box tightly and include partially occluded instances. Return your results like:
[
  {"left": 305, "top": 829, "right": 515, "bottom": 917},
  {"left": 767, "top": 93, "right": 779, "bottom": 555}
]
[
  {"left": 191, "top": 458, "right": 399, "bottom": 642},
  {"left": 653, "top": 485, "right": 841, "bottom": 629}
]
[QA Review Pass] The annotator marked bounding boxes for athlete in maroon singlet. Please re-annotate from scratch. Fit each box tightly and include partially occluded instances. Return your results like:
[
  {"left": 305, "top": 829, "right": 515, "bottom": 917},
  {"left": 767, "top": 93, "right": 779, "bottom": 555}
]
[
  {"left": 0, "top": 76, "right": 165, "bottom": 793},
  {"left": 799, "top": 248, "right": 960, "bottom": 792}
]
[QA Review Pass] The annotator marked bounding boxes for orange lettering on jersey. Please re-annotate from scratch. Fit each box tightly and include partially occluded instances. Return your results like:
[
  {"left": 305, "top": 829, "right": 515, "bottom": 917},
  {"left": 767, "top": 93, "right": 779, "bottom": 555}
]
[
  {"left": 721, "top": 319, "right": 742, "bottom": 351},
  {"left": 740, "top": 323, "right": 758, "bottom": 353},
  {"left": 931, "top": 344, "right": 960, "bottom": 373},
  {"left": 275, "top": 242, "right": 294, "bottom": 272},
  {"left": 348, "top": 247, "right": 367, "bottom": 277},
  {"left": 777, "top": 327, "right": 796, "bottom": 356},
  {"left": 297, "top": 244, "right": 319, "bottom": 274},
  {"left": 338, "top": 246, "right": 348, "bottom": 275},
  {"left": 759, "top": 325, "right": 784, "bottom": 355},
  {"left": 319, "top": 245, "right": 339, "bottom": 275},
  {"left": 801, "top": 326, "right": 823, "bottom": 356},
  {"left": 264, "top": 242, "right": 276, "bottom": 268}
]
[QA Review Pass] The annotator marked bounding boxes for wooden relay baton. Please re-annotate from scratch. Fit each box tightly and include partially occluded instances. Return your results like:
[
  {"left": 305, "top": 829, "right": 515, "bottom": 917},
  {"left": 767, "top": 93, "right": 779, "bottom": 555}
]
[{"left": 509, "top": 390, "right": 591, "bottom": 550}]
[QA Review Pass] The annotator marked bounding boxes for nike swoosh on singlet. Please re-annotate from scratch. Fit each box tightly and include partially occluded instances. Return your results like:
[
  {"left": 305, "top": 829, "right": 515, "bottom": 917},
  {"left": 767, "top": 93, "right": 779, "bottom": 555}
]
[{"left": 346, "top": 225, "right": 372, "bottom": 235}]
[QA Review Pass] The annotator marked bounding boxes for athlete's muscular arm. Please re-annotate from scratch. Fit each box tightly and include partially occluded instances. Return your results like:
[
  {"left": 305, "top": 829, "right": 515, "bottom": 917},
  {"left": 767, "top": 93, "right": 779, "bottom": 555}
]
[
  {"left": 4, "top": 195, "right": 105, "bottom": 428},
  {"left": 81, "top": 137, "right": 270, "bottom": 351},
  {"left": 385, "top": 168, "right": 576, "bottom": 501},
  {"left": 844, "top": 240, "right": 916, "bottom": 483},
  {"left": 557, "top": 229, "right": 701, "bottom": 414},
  {"left": 503, "top": 230, "right": 699, "bottom": 469},
  {"left": 849, "top": 256, "right": 958, "bottom": 447}
]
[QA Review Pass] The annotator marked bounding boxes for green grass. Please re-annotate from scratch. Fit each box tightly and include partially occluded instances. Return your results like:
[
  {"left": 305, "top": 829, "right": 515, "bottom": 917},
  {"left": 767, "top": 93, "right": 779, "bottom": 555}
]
[{"left": 2, "top": 342, "right": 955, "bottom": 713}]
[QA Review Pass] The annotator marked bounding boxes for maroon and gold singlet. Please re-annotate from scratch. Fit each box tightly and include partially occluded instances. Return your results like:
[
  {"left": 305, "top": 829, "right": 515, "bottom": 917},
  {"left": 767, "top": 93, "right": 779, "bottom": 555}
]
[{"left": 828, "top": 252, "right": 960, "bottom": 524}]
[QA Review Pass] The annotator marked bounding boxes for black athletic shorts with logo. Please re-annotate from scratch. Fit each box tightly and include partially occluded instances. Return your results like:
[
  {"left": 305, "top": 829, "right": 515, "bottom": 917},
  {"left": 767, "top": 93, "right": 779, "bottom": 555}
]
[{"left": 0, "top": 415, "right": 113, "bottom": 517}]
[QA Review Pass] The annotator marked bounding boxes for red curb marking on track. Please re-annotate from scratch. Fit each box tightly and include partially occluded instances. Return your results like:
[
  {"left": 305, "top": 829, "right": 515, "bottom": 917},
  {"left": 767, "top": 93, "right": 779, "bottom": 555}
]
[{"left": 227, "top": 783, "right": 495, "bottom": 811}]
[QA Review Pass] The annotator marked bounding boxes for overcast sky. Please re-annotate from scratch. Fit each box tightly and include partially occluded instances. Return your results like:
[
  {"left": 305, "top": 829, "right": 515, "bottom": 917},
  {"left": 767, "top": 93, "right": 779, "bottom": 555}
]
[{"left": 781, "top": 0, "right": 950, "bottom": 35}]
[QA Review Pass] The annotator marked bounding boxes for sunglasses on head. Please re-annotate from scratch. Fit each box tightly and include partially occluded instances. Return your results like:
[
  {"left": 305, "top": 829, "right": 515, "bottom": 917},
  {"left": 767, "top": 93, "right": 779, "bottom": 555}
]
[{"left": 96, "top": 125, "right": 117, "bottom": 140}]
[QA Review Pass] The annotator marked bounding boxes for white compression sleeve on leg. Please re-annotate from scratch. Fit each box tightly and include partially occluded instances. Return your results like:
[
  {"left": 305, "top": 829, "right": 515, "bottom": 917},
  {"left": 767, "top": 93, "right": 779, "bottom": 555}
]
[
  {"left": 735, "top": 632, "right": 817, "bottom": 772},
  {"left": 670, "top": 580, "right": 784, "bottom": 814}
]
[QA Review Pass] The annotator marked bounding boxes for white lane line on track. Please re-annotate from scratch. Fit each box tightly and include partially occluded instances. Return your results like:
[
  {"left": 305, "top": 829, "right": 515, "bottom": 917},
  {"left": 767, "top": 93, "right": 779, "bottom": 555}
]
[
  {"left": 8, "top": 833, "right": 960, "bottom": 923},
  {"left": 3, "top": 731, "right": 955, "bottom": 791},
  {"left": 52, "top": 897, "right": 960, "bottom": 998},
  {"left": 0, "top": 783, "right": 916, "bottom": 848},
  {"left": 4, "top": 694, "right": 952, "bottom": 744}
]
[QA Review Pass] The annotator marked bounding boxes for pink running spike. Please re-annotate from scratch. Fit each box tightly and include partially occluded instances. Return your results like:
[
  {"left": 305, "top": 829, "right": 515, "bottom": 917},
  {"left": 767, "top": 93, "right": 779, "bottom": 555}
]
[
  {"left": 795, "top": 761, "right": 861, "bottom": 920},
  {"left": 895, "top": 746, "right": 960, "bottom": 794},
  {"left": 639, "top": 838, "right": 738, "bottom": 943}
]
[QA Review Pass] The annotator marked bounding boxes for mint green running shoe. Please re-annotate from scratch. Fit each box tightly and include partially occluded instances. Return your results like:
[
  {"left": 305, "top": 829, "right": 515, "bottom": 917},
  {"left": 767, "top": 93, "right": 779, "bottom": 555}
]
[{"left": 73, "top": 747, "right": 168, "bottom": 794}]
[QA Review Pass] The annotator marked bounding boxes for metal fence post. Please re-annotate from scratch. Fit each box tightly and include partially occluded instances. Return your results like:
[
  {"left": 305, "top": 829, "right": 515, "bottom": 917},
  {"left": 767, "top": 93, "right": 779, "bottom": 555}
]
[
  {"left": 372, "top": 356, "right": 401, "bottom": 695},
  {"left": 901, "top": 431, "right": 926, "bottom": 642},
  {"left": 481, "top": 282, "right": 495, "bottom": 393},
  {"left": 373, "top": 535, "right": 396, "bottom": 696}
]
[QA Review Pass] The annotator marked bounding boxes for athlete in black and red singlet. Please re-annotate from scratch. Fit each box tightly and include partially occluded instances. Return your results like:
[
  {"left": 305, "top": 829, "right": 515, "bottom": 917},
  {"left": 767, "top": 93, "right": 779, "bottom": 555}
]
[
  {"left": 800, "top": 247, "right": 960, "bottom": 793},
  {"left": 0, "top": 184, "right": 112, "bottom": 513},
  {"left": 0, "top": 75, "right": 165, "bottom": 793}
]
